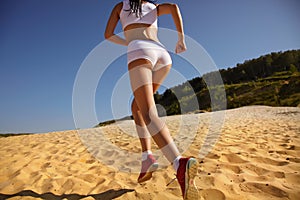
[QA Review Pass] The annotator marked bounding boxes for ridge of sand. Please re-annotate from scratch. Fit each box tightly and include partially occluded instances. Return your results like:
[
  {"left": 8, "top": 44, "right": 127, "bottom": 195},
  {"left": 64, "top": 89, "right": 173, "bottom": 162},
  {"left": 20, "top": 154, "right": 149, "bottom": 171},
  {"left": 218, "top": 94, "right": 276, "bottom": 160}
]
[{"left": 0, "top": 106, "right": 299, "bottom": 200}]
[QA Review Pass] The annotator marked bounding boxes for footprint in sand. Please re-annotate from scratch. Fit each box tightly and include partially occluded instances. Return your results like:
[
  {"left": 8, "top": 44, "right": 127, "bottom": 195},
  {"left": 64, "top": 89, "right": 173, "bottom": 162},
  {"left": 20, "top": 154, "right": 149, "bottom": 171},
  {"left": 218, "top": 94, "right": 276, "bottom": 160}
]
[
  {"left": 220, "top": 153, "right": 248, "bottom": 164},
  {"left": 200, "top": 189, "right": 226, "bottom": 200},
  {"left": 242, "top": 164, "right": 269, "bottom": 176},
  {"left": 41, "top": 162, "right": 51, "bottom": 169},
  {"left": 272, "top": 171, "right": 285, "bottom": 178},
  {"left": 206, "top": 153, "right": 220, "bottom": 159},
  {"left": 240, "top": 182, "right": 288, "bottom": 198},
  {"left": 254, "top": 157, "right": 289, "bottom": 166},
  {"left": 41, "top": 179, "right": 54, "bottom": 193},
  {"left": 61, "top": 179, "right": 74, "bottom": 192},
  {"left": 221, "top": 164, "right": 242, "bottom": 174},
  {"left": 103, "top": 150, "right": 118, "bottom": 157}
]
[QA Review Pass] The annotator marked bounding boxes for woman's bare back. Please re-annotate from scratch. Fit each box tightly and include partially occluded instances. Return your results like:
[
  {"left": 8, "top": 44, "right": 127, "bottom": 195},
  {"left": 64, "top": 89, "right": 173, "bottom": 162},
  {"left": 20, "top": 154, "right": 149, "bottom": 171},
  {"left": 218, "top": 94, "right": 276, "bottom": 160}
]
[{"left": 123, "top": 23, "right": 159, "bottom": 44}]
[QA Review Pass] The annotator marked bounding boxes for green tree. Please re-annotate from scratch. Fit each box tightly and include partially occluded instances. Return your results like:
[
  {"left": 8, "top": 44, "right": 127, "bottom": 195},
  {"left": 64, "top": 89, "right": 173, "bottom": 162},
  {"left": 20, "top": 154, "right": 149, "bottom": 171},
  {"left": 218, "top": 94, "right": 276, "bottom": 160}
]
[
  {"left": 265, "top": 55, "right": 273, "bottom": 67},
  {"left": 290, "top": 64, "right": 298, "bottom": 74},
  {"left": 154, "top": 91, "right": 161, "bottom": 102}
]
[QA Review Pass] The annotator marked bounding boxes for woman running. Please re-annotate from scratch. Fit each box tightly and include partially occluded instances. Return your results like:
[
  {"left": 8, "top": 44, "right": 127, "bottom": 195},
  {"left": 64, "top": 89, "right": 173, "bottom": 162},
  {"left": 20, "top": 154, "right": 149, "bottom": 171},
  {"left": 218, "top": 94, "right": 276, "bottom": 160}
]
[{"left": 105, "top": 1, "right": 199, "bottom": 199}]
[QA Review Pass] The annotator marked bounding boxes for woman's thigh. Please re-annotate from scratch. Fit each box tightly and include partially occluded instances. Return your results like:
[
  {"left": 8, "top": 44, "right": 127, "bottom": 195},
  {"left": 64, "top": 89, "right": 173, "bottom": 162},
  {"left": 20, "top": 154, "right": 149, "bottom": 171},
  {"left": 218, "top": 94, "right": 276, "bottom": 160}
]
[
  {"left": 128, "top": 59, "right": 155, "bottom": 117},
  {"left": 152, "top": 64, "right": 172, "bottom": 92}
]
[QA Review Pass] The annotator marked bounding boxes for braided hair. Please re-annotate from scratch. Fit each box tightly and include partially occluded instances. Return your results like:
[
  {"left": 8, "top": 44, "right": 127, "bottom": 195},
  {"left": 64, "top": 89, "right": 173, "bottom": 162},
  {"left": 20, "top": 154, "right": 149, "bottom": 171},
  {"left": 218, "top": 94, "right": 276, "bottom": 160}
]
[{"left": 127, "top": 0, "right": 157, "bottom": 18}]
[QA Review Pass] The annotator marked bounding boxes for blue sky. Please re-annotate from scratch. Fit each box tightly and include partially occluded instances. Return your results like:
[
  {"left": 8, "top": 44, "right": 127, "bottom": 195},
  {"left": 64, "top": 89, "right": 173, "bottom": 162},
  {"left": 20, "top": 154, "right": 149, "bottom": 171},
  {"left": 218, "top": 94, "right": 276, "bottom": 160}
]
[{"left": 0, "top": 0, "right": 299, "bottom": 133}]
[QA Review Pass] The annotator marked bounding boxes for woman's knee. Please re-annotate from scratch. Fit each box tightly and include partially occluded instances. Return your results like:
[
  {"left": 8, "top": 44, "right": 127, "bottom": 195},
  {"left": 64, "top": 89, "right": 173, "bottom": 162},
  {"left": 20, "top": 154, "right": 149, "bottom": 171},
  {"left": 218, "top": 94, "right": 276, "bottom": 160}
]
[
  {"left": 141, "top": 105, "right": 160, "bottom": 125},
  {"left": 132, "top": 104, "right": 153, "bottom": 125},
  {"left": 144, "top": 107, "right": 165, "bottom": 135},
  {"left": 132, "top": 101, "right": 164, "bottom": 134}
]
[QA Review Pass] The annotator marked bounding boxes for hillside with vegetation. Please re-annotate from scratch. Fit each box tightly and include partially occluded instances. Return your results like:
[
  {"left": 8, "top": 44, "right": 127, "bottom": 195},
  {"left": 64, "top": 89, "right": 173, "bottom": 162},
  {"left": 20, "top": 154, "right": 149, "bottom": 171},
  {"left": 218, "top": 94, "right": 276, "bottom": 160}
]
[
  {"left": 97, "top": 49, "right": 300, "bottom": 126},
  {"left": 154, "top": 49, "right": 300, "bottom": 115}
]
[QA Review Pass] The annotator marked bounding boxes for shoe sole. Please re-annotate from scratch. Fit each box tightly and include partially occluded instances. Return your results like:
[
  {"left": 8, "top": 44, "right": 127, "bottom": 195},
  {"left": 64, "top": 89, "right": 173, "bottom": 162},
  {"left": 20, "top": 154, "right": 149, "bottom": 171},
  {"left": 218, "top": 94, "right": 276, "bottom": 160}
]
[
  {"left": 184, "top": 158, "right": 199, "bottom": 200},
  {"left": 137, "top": 163, "right": 159, "bottom": 183}
]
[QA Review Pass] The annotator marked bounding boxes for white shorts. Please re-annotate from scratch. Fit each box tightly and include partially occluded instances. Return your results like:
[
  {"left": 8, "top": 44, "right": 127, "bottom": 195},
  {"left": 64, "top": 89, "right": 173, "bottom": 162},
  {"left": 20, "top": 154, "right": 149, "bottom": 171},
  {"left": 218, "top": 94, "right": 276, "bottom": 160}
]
[{"left": 127, "top": 39, "right": 172, "bottom": 71}]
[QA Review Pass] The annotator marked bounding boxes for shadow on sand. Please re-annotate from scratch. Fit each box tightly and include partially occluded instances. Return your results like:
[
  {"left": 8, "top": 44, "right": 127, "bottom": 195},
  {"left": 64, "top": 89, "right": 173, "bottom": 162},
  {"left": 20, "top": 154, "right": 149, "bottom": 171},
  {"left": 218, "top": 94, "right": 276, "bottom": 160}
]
[{"left": 0, "top": 189, "right": 135, "bottom": 200}]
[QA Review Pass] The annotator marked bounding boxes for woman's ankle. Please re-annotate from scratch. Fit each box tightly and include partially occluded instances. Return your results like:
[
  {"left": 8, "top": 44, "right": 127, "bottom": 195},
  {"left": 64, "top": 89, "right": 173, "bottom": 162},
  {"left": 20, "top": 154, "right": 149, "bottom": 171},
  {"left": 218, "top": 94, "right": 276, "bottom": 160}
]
[
  {"left": 173, "top": 155, "right": 182, "bottom": 171},
  {"left": 142, "top": 150, "right": 153, "bottom": 161}
]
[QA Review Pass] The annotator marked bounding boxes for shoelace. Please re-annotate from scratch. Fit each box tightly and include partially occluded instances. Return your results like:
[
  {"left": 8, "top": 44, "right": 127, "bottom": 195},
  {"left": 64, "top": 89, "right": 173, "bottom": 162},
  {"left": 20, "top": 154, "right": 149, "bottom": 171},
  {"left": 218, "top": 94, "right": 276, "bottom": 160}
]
[{"left": 166, "top": 174, "right": 177, "bottom": 187}]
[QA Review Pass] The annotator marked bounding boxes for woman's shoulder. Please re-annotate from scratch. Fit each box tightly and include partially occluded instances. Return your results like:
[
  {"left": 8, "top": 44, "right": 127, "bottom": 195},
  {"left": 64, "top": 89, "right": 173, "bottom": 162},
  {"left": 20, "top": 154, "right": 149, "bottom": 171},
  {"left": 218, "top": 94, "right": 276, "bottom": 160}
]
[
  {"left": 115, "top": 2, "right": 123, "bottom": 8},
  {"left": 112, "top": 2, "right": 123, "bottom": 14}
]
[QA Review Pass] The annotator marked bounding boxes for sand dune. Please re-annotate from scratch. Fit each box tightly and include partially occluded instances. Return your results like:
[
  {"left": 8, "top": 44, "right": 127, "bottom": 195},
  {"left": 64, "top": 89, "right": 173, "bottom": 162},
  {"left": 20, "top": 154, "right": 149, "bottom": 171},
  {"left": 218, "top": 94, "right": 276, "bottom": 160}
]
[{"left": 0, "top": 106, "right": 299, "bottom": 200}]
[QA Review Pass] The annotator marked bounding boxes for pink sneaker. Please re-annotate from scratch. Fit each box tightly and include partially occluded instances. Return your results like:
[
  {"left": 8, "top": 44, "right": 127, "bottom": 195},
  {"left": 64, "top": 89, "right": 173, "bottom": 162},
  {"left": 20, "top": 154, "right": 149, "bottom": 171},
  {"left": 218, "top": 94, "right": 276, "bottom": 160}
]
[
  {"left": 137, "top": 154, "right": 159, "bottom": 183},
  {"left": 176, "top": 157, "right": 199, "bottom": 200}
]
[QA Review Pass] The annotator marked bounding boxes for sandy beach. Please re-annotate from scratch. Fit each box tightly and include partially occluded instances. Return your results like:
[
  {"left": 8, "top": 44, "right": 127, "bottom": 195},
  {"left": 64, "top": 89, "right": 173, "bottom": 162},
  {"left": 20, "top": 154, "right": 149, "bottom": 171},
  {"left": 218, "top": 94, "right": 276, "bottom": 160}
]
[{"left": 0, "top": 106, "right": 299, "bottom": 200}]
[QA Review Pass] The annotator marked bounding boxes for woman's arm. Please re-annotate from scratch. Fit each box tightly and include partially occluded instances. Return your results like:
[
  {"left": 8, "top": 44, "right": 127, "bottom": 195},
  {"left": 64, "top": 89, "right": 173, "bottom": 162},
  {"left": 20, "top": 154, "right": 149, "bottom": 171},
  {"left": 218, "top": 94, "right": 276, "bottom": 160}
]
[
  {"left": 104, "top": 3, "right": 127, "bottom": 46},
  {"left": 157, "top": 3, "right": 186, "bottom": 53}
]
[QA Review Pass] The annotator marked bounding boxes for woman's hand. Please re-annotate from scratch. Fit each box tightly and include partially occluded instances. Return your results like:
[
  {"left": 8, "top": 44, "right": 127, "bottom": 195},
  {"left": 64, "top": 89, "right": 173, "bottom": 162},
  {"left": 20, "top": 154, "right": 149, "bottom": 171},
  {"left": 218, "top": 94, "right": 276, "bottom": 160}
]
[{"left": 175, "top": 39, "right": 187, "bottom": 54}]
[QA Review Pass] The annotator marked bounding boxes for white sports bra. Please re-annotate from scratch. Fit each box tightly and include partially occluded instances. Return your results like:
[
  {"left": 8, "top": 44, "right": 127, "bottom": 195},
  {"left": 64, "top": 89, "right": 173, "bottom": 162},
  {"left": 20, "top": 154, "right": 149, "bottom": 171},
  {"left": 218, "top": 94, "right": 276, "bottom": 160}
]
[{"left": 120, "top": 0, "right": 158, "bottom": 30}]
